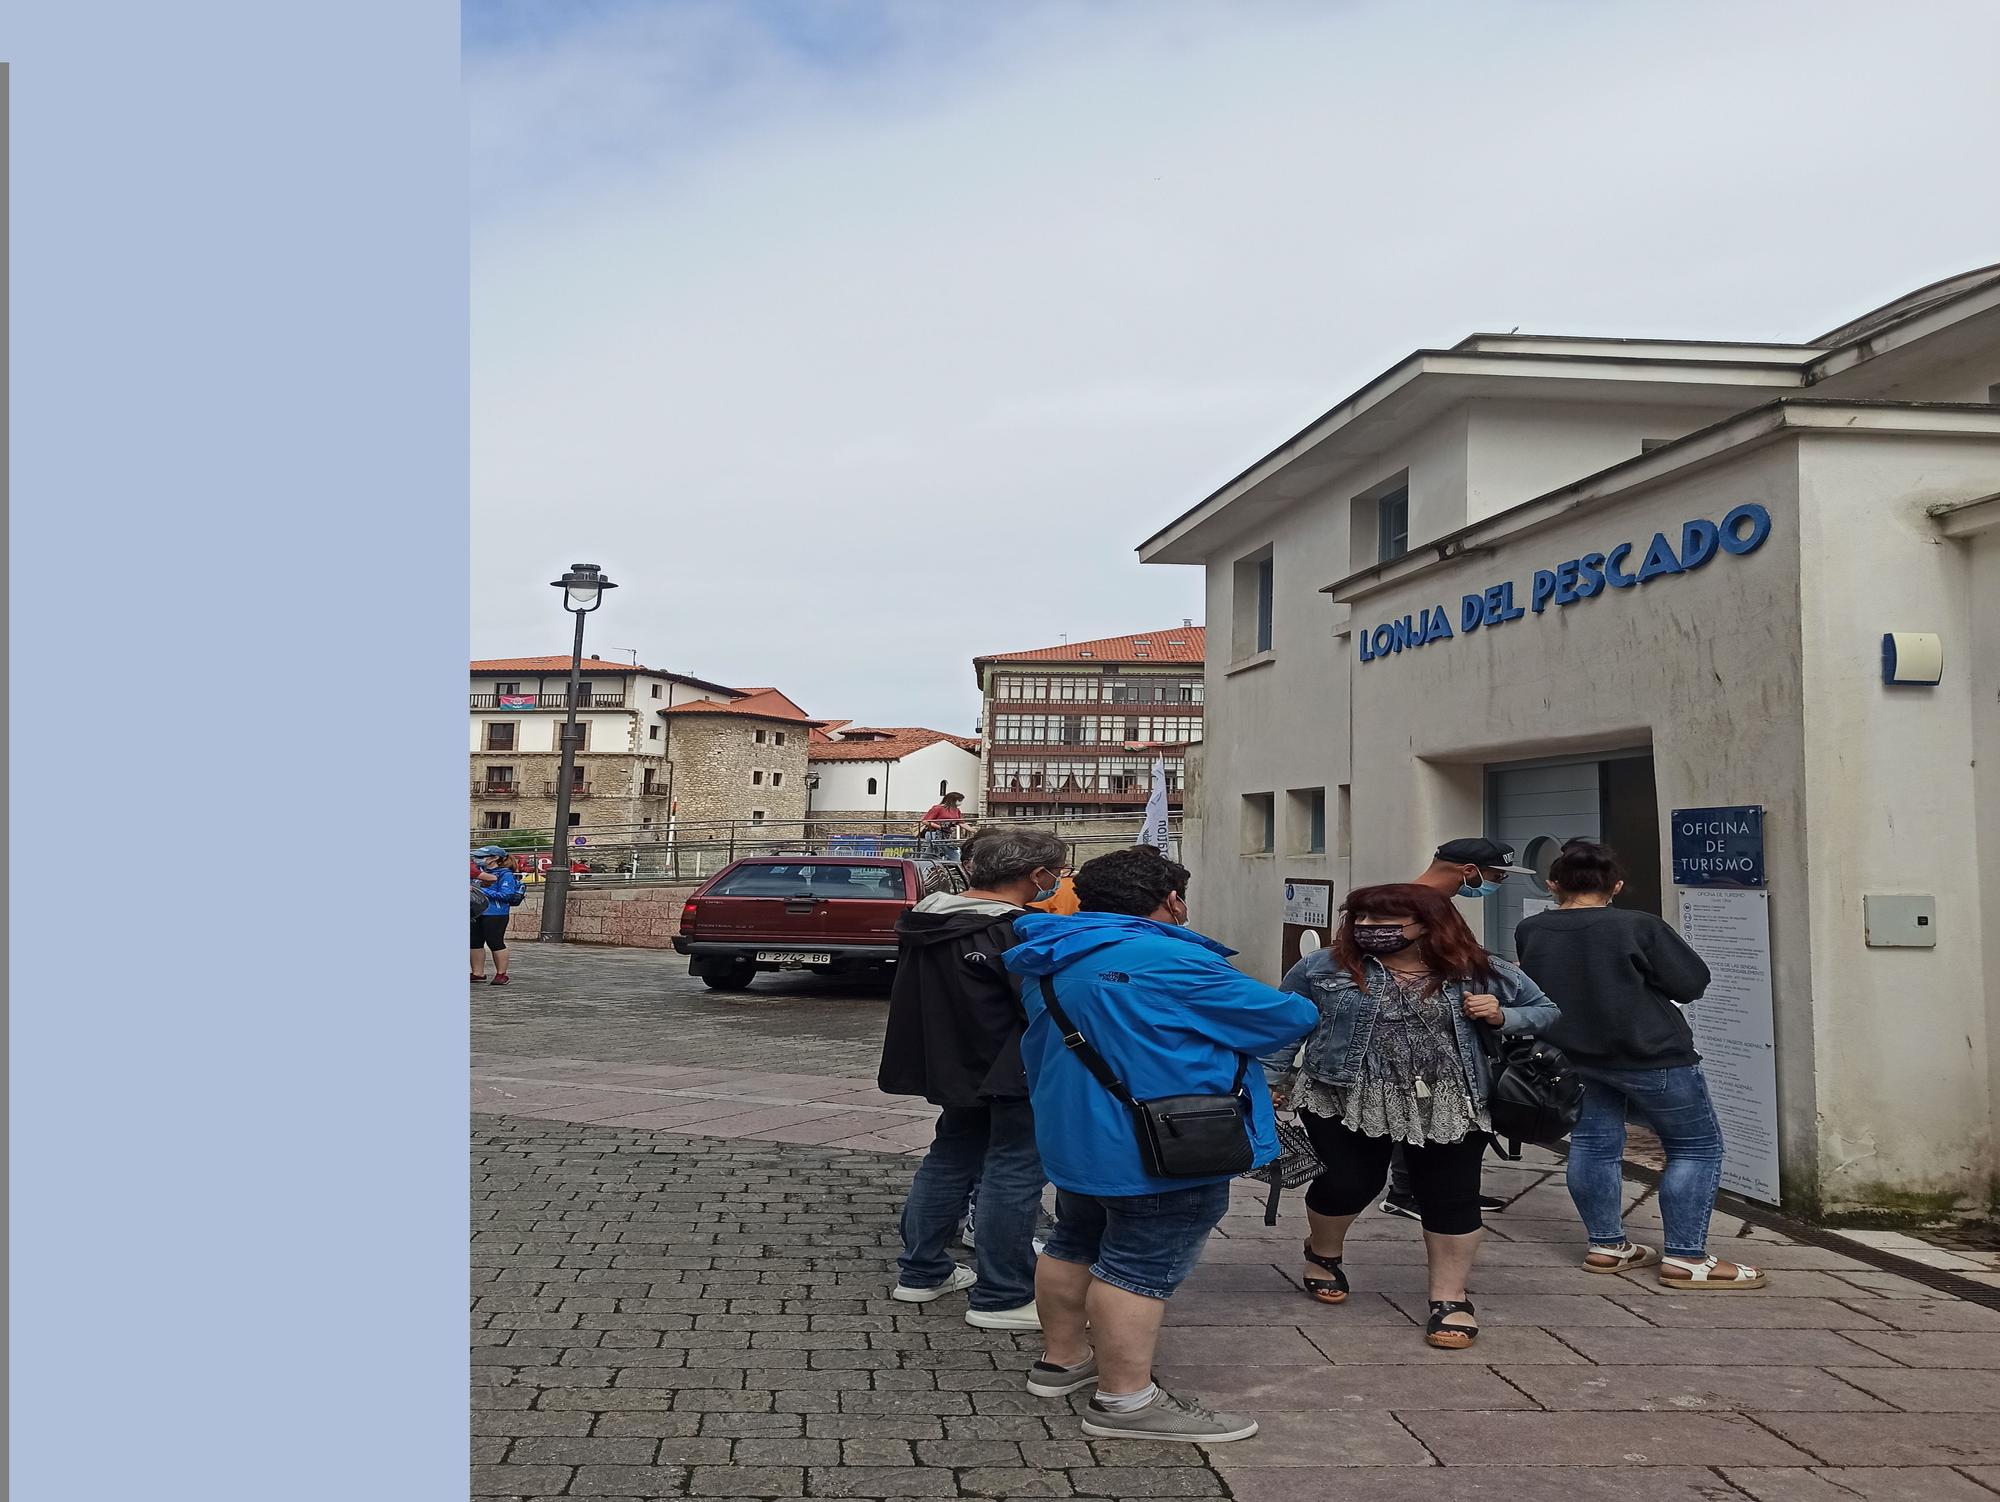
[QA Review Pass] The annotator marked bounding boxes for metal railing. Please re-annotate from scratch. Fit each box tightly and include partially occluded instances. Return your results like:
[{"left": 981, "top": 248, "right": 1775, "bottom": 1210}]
[{"left": 472, "top": 783, "right": 521, "bottom": 798}]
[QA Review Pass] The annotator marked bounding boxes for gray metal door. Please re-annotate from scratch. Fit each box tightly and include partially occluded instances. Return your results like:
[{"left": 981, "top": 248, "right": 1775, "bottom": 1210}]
[{"left": 1485, "top": 760, "right": 1601, "bottom": 960}]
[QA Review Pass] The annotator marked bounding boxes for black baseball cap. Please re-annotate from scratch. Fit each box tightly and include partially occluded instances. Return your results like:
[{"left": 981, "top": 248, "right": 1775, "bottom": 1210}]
[{"left": 1436, "top": 838, "right": 1534, "bottom": 874}]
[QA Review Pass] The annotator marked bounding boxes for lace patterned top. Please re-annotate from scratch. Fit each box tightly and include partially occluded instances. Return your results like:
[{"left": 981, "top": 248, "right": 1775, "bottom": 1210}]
[{"left": 1293, "top": 966, "right": 1489, "bottom": 1146}]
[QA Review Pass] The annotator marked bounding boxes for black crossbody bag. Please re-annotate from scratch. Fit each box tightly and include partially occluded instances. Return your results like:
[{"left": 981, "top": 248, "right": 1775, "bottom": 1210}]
[{"left": 1035, "top": 974, "right": 1255, "bottom": 1178}]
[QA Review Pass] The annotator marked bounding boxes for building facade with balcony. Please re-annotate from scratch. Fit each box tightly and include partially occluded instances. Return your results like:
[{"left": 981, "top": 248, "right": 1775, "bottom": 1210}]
[
  {"left": 971, "top": 628, "right": 1205, "bottom": 818},
  {"left": 470, "top": 655, "right": 746, "bottom": 838}
]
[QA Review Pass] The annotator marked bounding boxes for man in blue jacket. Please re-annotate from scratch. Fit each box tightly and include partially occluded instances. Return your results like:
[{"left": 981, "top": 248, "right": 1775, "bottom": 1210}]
[{"left": 1003, "top": 847, "right": 1316, "bottom": 1445}]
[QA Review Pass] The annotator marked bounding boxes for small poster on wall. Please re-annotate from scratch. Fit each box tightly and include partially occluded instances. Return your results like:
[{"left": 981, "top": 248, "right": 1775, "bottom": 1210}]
[
  {"left": 1280, "top": 879, "right": 1333, "bottom": 976},
  {"left": 1677, "top": 887, "right": 1781, "bottom": 1204}
]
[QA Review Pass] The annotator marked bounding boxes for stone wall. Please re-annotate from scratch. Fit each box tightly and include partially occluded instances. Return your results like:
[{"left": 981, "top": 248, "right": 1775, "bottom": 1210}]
[
  {"left": 667, "top": 718, "right": 811, "bottom": 825},
  {"left": 469, "top": 752, "right": 671, "bottom": 837},
  {"left": 504, "top": 882, "right": 701, "bottom": 949}
]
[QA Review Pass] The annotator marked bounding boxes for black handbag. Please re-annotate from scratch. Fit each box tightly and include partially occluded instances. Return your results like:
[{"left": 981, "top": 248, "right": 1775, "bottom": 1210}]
[
  {"left": 1036, "top": 975, "right": 1255, "bottom": 1178},
  {"left": 1477, "top": 1022, "right": 1583, "bottom": 1156}
]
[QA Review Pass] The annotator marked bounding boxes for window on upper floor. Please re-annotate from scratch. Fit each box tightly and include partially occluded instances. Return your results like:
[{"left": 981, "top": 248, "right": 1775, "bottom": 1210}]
[
  {"left": 651, "top": 682, "right": 663, "bottom": 698},
  {"left": 774, "top": 732, "right": 787, "bottom": 747},
  {"left": 752, "top": 769, "right": 765, "bottom": 786},
  {"left": 1242, "top": 793, "right": 1276, "bottom": 855},
  {"left": 496, "top": 681, "right": 521, "bottom": 696},
  {"left": 484, "top": 722, "right": 517, "bottom": 752},
  {"left": 485, "top": 766, "right": 515, "bottom": 789},
  {"left": 1230, "top": 546, "right": 1275, "bottom": 661},
  {"left": 483, "top": 811, "right": 512, "bottom": 830},
  {"left": 649, "top": 724, "right": 661, "bottom": 740},
  {"left": 1287, "top": 788, "right": 1326, "bottom": 855},
  {"left": 1377, "top": 486, "right": 1410, "bottom": 563},
  {"left": 754, "top": 729, "right": 767, "bottom": 744},
  {"left": 772, "top": 772, "right": 784, "bottom": 788},
  {"left": 866, "top": 777, "right": 879, "bottom": 796}
]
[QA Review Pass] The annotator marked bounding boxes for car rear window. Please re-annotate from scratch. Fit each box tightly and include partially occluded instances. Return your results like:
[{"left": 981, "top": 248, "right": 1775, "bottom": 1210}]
[{"left": 707, "top": 863, "right": 908, "bottom": 899}]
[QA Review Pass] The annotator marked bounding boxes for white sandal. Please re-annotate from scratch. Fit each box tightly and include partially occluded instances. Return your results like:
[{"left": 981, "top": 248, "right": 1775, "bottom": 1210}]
[
  {"left": 1583, "top": 1241, "right": 1661, "bottom": 1274},
  {"left": 1659, "top": 1253, "right": 1766, "bottom": 1290}
]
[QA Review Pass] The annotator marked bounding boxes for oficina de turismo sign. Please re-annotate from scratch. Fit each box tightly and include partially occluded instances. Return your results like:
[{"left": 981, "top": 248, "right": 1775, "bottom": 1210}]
[{"left": 1356, "top": 503, "right": 1772, "bottom": 664}]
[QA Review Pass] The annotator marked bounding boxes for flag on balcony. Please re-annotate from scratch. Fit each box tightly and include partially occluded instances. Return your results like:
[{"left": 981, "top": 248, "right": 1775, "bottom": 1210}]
[
  {"left": 499, "top": 695, "right": 536, "bottom": 709},
  {"left": 1139, "top": 755, "right": 1170, "bottom": 855}
]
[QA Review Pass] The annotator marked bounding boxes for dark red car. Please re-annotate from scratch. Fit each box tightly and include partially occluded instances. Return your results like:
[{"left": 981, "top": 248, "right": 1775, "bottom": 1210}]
[{"left": 672, "top": 855, "right": 967, "bottom": 991}]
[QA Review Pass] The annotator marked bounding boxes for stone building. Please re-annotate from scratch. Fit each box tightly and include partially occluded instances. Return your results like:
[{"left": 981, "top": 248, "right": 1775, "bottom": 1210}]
[{"left": 660, "top": 689, "right": 820, "bottom": 830}]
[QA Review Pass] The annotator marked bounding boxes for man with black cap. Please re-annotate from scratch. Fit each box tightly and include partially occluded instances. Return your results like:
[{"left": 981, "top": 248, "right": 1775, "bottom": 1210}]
[{"left": 1377, "top": 837, "right": 1538, "bottom": 1221}]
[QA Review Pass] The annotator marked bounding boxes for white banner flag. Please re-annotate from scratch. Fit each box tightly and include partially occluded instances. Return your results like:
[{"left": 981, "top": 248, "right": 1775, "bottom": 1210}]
[{"left": 1139, "top": 755, "right": 1171, "bottom": 854}]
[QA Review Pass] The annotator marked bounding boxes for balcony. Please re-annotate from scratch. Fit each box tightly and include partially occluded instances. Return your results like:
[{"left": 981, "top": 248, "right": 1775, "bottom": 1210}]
[
  {"left": 472, "top": 782, "right": 521, "bottom": 799},
  {"left": 542, "top": 782, "right": 594, "bottom": 799},
  {"left": 470, "top": 692, "right": 627, "bottom": 710},
  {"left": 986, "top": 785, "right": 1183, "bottom": 806}
]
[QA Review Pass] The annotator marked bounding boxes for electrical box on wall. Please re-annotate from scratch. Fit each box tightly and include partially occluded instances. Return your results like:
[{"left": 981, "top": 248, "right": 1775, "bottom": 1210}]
[
  {"left": 1881, "top": 633, "right": 1943, "bottom": 685},
  {"left": 1863, "top": 894, "right": 1937, "bottom": 948}
]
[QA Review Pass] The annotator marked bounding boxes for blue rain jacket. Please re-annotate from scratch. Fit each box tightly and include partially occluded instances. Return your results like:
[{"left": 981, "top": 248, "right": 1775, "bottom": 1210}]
[
  {"left": 482, "top": 866, "right": 525, "bottom": 918},
  {"left": 1003, "top": 911, "right": 1319, "bottom": 1198}
]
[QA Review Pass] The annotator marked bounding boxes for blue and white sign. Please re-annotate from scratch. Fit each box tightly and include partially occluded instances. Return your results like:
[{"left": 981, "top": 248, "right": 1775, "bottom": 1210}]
[
  {"left": 1671, "top": 805, "right": 1765, "bottom": 888},
  {"left": 1357, "top": 503, "right": 1773, "bottom": 664}
]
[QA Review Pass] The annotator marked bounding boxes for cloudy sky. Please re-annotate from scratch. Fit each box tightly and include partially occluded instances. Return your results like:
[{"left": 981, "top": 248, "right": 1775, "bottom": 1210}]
[{"left": 468, "top": 0, "right": 2000, "bottom": 732}]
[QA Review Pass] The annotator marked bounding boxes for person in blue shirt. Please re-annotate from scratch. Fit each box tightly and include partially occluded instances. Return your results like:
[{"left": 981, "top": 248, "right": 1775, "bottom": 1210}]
[
  {"left": 471, "top": 846, "right": 525, "bottom": 985},
  {"left": 1002, "top": 846, "right": 1316, "bottom": 1447}
]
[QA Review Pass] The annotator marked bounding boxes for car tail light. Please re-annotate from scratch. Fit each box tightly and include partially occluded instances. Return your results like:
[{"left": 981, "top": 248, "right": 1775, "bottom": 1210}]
[{"left": 681, "top": 899, "right": 699, "bottom": 927}]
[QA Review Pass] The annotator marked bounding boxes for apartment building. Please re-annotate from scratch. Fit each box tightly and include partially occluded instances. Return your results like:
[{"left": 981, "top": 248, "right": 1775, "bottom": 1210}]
[{"left": 971, "top": 628, "right": 1205, "bottom": 818}]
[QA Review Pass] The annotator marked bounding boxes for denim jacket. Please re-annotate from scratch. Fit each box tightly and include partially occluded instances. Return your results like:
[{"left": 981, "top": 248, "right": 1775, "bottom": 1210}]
[{"left": 1260, "top": 948, "right": 1560, "bottom": 1107}]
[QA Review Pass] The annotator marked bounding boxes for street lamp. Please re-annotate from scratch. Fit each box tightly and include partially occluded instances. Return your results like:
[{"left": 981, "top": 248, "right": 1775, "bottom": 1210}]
[{"left": 539, "top": 563, "right": 618, "bottom": 942}]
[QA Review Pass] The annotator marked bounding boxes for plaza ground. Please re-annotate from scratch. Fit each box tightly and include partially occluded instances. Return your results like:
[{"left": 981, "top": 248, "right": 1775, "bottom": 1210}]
[{"left": 474, "top": 945, "right": 2000, "bottom": 1502}]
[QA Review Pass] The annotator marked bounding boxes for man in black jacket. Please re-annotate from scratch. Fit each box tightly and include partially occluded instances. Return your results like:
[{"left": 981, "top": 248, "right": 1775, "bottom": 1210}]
[{"left": 879, "top": 827, "right": 1070, "bottom": 1330}]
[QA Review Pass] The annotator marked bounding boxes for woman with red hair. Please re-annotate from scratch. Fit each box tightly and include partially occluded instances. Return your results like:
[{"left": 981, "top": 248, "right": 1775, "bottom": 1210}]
[{"left": 1263, "top": 883, "right": 1558, "bottom": 1348}]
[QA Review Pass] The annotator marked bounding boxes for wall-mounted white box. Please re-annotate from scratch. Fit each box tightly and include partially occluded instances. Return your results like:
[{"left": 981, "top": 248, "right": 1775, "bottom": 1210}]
[{"left": 1864, "top": 894, "right": 1937, "bottom": 948}]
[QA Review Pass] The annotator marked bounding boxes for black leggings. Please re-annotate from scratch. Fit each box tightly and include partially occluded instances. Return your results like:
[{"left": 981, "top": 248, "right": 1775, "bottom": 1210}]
[
  {"left": 471, "top": 914, "right": 510, "bottom": 953},
  {"left": 1298, "top": 1111, "right": 1486, "bottom": 1236}
]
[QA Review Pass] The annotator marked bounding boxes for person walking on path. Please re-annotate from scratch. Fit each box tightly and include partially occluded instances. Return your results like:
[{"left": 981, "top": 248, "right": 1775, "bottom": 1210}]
[
  {"left": 1004, "top": 846, "right": 1316, "bottom": 1444},
  {"left": 1377, "top": 837, "right": 1534, "bottom": 1221},
  {"left": 878, "top": 828, "right": 1070, "bottom": 1329},
  {"left": 1271, "top": 883, "right": 1558, "bottom": 1348},
  {"left": 919, "top": 791, "right": 967, "bottom": 857},
  {"left": 1515, "top": 839, "right": 1765, "bottom": 1289},
  {"left": 471, "top": 847, "right": 524, "bottom": 985}
]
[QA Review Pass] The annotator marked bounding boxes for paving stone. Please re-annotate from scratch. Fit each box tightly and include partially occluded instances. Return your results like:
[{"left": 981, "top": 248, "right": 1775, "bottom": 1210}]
[
  {"left": 688, "top": 1464, "right": 807, "bottom": 1495},
  {"left": 1298, "top": 1324, "right": 1588, "bottom": 1364},
  {"left": 470, "top": 1464, "right": 574, "bottom": 1496},
  {"left": 509, "top": 1436, "right": 660, "bottom": 1466},
  {"left": 1755, "top": 1412, "right": 2000, "bottom": 1465},
  {"left": 840, "top": 1440, "right": 916, "bottom": 1466},
  {"left": 1069, "top": 1465, "right": 1224, "bottom": 1495},
  {"left": 1151, "top": 1324, "right": 1335, "bottom": 1365},
  {"left": 1191, "top": 1409, "right": 1434, "bottom": 1466},
  {"left": 1154, "top": 1362, "right": 1533, "bottom": 1411},
  {"left": 474, "top": 1409, "right": 596, "bottom": 1436},
  {"left": 959, "top": 1466, "right": 1074, "bottom": 1497},
  {"left": 1609, "top": 1296, "right": 1894, "bottom": 1330},
  {"left": 1837, "top": 1331, "right": 2000, "bottom": 1368},
  {"left": 1220, "top": 1466, "right": 1725, "bottom": 1502},
  {"left": 1397, "top": 1411, "right": 1813, "bottom": 1465},
  {"left": 1162, "top": 1290, "right": 1412, "bottom": 1325},
  {"left": 804, "top": 1465, "right": 959, "bottom": 1497},
  {"left": 1830, "top": 1299, "right": 2000, "bottom": 1332},
  {"left": 1497, "top": 1365, "right": 1890, "bottom": 1412},
  {"left": 1381, "top": 1291, "right": 1648, "bottom": 1327},
  {"left": 1553, "top": 1328, "right": 1898, "bottom": 1367},
  {"left": 913, "top": 1440, "right": 1023, "bottom": 1466},
  {"left": 734, "top": 1439, "right": 844, "bottom": 1465},
  {"left": 1829, "top": 1366, "right": 2000, "bottom": 1411},
  {"left": 1725, "top": 1467, "right": 2000, "bottom": 1502},
  {"left": 807, "top": 1416, "right": 947, "bottom": 1440}
]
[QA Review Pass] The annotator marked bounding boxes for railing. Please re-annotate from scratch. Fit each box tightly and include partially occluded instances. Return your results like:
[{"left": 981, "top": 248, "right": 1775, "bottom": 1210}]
[
  {"left": 472, "top": 782, "right": 521, "bottom": 798},
  {"left": 987, "top": 785, "right": 1183, "bottom": 804},
  {"left": 470, "top": 692, "right": 627, "bottom": 710},
  {"left": 541, "top": 782, "right": 593, "bottom": 799}
]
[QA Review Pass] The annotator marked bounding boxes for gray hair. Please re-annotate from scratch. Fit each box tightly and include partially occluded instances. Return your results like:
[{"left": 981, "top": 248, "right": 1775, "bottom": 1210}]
[{"left": 960, "top": 827, "right": 1067, "bottom": 887}]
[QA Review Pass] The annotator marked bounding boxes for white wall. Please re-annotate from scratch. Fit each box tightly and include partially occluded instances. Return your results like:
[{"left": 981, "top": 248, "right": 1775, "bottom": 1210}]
[
  {"left": 1465, "top": 399, "right": 1747, "bottom": 525},
  {"left": 811, "top": 740, "right": 982, "bottom": 815},
  {"left": 469, "top": 710, "right": 640, "bottom": 757}
]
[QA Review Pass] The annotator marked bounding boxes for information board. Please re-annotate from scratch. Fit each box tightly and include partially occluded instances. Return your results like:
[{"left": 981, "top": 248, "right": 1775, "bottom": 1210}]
[
  {"left": 1280, "top": 879, "right": 1334, "bottom": 977},
  {"left": 1676, "top": 887, "right": 1780, "bottom": 1204}
]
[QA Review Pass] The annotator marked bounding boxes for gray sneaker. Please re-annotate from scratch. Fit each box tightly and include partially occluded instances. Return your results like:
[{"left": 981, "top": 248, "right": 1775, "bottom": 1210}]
[
  {"left": 1080, "top": 1389, "right": 1259, "bottom": 1444},
  {"left": 1026, "top": 1352, "right": 1098, "bottom": 1398}
]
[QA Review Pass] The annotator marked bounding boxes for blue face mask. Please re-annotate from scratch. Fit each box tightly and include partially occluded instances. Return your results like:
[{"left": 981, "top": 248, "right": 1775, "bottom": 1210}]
[
  {"left": 1030, "top": 871, "right": 1061, "bottom": 904},
  {"left": 1459, "top": 879, "right": 1501, "bottom": 899}
]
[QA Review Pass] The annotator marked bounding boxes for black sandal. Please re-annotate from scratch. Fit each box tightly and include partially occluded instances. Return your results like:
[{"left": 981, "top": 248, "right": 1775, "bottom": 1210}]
[
  {"left": 1425, "top": 1299, "right": 1478, "bottom": 1349},
  {"left": 1301, "top": 1242, "right": 1349, "bottom": 1304}
]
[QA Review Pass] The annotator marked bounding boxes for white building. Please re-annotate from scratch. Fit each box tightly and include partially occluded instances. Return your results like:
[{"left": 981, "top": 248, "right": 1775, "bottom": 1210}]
[
  {"left": 1140, "top": 266, "right": 2000, "bottom": 1217},
  {"left": 807, "top": 726, "right": 983, "bottom": 826}
]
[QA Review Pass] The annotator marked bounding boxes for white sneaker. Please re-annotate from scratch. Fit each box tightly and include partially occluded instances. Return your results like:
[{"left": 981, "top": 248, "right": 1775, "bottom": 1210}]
[
  {"left": 966, "top": 1300, "right": 1041, "bottom": 1331},
  {"left": 891, "top": 1265, "right": 976, "bottom": 1303}
]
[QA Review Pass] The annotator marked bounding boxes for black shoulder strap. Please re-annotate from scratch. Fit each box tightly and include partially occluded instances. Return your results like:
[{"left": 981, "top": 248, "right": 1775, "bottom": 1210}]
[{"left": 1035, "top": 974, "right": 1249, "bottom": 1104}]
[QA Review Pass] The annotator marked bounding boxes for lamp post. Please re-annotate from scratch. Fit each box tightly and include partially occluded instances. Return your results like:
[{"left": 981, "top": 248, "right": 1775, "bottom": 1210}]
[{"left": 539, "top": 563, "right": 617, "bottom": 942}]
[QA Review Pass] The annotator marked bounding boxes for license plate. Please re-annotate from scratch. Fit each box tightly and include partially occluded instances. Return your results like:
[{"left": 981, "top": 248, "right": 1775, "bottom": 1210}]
[{"left": 756, "top": 951, "right": 831, "bottom": 966}]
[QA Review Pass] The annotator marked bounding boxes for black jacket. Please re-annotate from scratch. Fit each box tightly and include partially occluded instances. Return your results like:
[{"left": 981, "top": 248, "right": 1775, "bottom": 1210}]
[
  {"left": 877, "top": 898, "right": 1029, "bottom": 1107},
  {"left": 1514, "top": 905, "right": 1711, "bottom": 1072}
]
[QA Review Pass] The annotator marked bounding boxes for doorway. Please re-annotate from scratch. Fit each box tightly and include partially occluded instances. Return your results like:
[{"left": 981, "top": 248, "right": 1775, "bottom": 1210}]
[{"left": 1484, "top": 748, "right": 1659, "bottom": 959}]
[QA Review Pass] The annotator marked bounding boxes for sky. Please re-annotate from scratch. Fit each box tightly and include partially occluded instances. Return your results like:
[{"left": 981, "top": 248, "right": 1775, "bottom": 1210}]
[{"left": 468, "top": 0, "right": 2000, "bottom": 733}]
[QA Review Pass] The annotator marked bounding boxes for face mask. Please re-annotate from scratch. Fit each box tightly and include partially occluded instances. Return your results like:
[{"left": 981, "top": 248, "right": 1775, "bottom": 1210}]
[
  {"left": 1353, "top": 926, "right": 1416, "bottom": 954},
  {"left": 1030, "top": 872, "right": 1061, "bottom": 903},
  {"left": 1459, "top": 879, "right": 1501, "bottom": 899}
]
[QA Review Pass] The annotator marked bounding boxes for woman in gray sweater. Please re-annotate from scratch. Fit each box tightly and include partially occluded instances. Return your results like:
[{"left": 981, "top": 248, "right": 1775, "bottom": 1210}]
[{"left": 1514, "top": 841, "right": 1764, "bottom": 1290}]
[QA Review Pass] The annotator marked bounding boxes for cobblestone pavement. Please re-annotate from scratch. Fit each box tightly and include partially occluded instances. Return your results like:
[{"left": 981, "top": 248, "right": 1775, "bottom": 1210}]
[{"left": 474, "top": 944, "right": 2000, "bottom": 1502}]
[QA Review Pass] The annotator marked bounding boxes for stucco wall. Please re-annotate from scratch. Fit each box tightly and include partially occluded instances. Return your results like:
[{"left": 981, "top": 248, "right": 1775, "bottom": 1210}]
[{"left": 811, "top": 741, "right": 980, "bottom": 815}]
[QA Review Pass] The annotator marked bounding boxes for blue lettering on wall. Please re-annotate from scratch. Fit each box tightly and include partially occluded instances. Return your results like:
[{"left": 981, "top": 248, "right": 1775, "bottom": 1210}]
[{"left": 1357, "top": 504, "right": 1774, "bottom": 665}]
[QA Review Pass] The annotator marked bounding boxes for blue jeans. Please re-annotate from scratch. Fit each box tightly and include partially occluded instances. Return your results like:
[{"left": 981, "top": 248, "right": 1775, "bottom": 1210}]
[
  {"left": 898, "top": 1102, "right": 1045, "bottom": 1311},
  {"left": 1566, "top": 1065, "right": 1725, "bottom": 1260},
  {"left": 1040, "top": 1181, "right": 1231, "bottom": 1301}
]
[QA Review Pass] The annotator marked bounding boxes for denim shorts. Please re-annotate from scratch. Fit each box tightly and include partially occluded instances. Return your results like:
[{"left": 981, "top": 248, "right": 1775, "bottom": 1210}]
[{"left": 1039, "top": 1182, "right": 1231, "bottom": 1301}]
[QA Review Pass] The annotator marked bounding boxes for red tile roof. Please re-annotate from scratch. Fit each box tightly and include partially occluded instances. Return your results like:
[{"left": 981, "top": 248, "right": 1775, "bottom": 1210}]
[
  {"left": 974, "top": 627, "right": 1205, "bottom": 666},
  {"left": 809, "top": 727, "right": 981, "bottom": 763},
  {"left": 471, "top": 656, "right": 740, "bottom": 695},
  {"left": 662, "top": 688, "right": 824, "bottom": 726}
]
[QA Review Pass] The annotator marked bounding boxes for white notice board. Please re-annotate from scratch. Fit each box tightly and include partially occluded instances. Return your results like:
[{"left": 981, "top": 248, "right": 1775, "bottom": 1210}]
[
  {"left": 1676, "top": 888, "right": 1780, "bottom": 1204},
  {"left": 1282, "top": 881, "right": 1330, "bottom": 928}
]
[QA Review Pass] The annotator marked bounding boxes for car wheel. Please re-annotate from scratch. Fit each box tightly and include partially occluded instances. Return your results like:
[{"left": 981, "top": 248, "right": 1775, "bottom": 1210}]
[{"left": 701, "top": 962, "right": 756, "bottom": 992}]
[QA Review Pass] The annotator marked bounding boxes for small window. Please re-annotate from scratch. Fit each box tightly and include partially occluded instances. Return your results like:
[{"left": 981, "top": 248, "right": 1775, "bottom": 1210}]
[
  {"left": 1641, "top": 438, "right": 1672, "bottom": 453},
  {"left": 1287, "top": 788, "right": 1326, "bottom": 855},
  {"left": 1377, "top": 486, "right": 1409, "bottom": 563},
  {"left": 642, "top": 816, "right": 653, "bottom": 827},
  {"left": 752, "top": 770, "right": 765, "bottom": 786},
  {"left": 1242, "top": 793, "right": 1276, "bottom": 855},
  {"left": 771, "top": 772, "right": 784, "bottom": 788},
  {"left": 1231, "top": 547, "right": 1275, "bottom": 660},
  {"left": 642, "top": 767, "right": 656, "bottom": 792},
  {"left": 1337, "top": 784, "right": 1352, "bottom": 857},
  {"left": 651, "top": 683, "right": 663, "bottom": 698},
  {"left": 750, "top": 810, "right": 766, "bottom": 825},
  {"left": 496, "top": 681, "right": 521, "bottom": 695},
  {"left": 649, "top": 724, "right": 661, "bottom": 741},
  {"left": 940, "top": 779, "right": 949, "bottom": 796},
  {"left": 774, "top": 732, "right": 787, "bottom": 747},
  {"left": 483, "top": 811, "right": 512, "bottom": 830},
  {"left": 754, "top": 729, "right": 767, "bottom": 745},
  {"left": 866, "top": 777, "right": 879, "bottom": 795},
  {"left": 484, "top": 722, "right": 517, "bottom": 752},
  {"left": 567, "top": 812, "right": 582, "bottom": 827}
]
